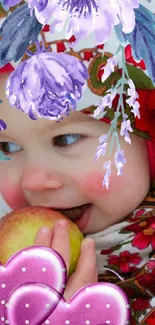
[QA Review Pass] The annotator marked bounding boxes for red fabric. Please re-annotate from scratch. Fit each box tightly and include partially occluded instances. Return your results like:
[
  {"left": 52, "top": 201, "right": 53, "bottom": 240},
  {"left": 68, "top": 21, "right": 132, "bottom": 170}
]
[
  {"left": 146, "top": 140, "right": 155, "bottom": 181},
  {"left": 0, "top": 63, "right": 14, "bottom": 73}
]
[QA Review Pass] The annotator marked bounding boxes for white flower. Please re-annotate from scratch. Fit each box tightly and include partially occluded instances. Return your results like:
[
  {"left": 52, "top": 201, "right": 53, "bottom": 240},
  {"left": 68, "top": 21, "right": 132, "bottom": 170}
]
[
  {"left": 94, "top": 89, "right": 117, "bottom": 117},
  {"left": 102, "top": 160, "right": 111, "bottom": 189},
  {"left": 29, "top": 0, "right": 139, "bottom": 46},
  {"left": 114, "top": 149, "right": 126, "bottom": 176},
  {"left": 120, "top": 117, "right": 133, "bottom": 144},
  {"left": 101, "top": 56, "right": 118, "bottom": 83},
  {"left": 126, "top": 79, "right": 140, "bottom": 119}
]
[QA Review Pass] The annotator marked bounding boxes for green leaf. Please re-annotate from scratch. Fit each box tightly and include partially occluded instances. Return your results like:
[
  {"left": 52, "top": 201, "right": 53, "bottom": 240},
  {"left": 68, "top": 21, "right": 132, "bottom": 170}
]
[{"left": 127, "top": 64, "right": 155, "bottom": 90}]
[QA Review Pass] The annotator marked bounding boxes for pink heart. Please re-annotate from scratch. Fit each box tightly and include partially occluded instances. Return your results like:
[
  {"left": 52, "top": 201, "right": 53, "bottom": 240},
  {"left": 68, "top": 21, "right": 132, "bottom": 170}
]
[
  {"left": 6, "top": 282, "right": 130, "bottom": 325},
  {"left": 0, "top": 246, "right": 67, "bottom": 322},
  {"left": 5, "top": 283, "right": 61, "bottom": 325},
  {"left": 47, "top": 283, "right": 130, "bottom": 325}
]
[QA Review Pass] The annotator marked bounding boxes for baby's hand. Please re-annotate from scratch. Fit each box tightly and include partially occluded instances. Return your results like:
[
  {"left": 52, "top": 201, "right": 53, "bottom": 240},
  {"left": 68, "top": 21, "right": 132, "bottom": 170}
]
[{"left": 34, "top": 219, "right": 98, "bottom": 301}]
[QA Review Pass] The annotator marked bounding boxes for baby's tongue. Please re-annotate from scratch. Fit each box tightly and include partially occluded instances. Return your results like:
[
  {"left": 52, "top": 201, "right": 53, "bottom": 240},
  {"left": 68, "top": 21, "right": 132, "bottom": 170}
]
[{"left": 57, "top": 204, "right": 89, "bottom": 221}]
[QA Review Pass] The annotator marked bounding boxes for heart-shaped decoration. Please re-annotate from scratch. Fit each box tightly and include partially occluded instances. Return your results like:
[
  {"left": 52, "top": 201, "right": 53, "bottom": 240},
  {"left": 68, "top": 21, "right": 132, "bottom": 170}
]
[
  {"left": 5, "top": 283, "right": 61, "bottom": 325},
  {"left": 0, "top": 246, "right": 67, "bottom": 322},
  {"left": 6, "top": 282, "right": 130, "bottom": 325},
  {"left": 47, "top": 283, "right": 130, "bottom": 325}
]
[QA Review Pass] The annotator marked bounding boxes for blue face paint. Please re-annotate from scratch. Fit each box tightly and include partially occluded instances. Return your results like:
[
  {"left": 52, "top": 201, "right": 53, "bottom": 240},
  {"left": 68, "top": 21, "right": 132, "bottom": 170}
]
[{"left": 0, "top": 150, "right": 11, "bottom": 161}]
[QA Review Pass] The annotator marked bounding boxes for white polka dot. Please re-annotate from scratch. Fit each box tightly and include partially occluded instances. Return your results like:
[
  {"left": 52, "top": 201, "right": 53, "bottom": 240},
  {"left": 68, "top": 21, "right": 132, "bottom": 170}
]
[
  {"left": 22, "top": 251, "right": 27, "bottom": 255},
  {"left": 62, "top": 284, "right": 66, "bottom": 288},
  {"left": 106, "top": 321, "right": 110, "bottom": 324},
  {"left": 85, "top": 321, "right": 90, "bottom": 324},
  {"left": 22, "top": 267, "right": 26, "bottom": 272},
  {"left": 42, "top": 267, "right": 46, "bottom": 272},
  {"left": 1, "top": 317, "right": 4, "bottom": 321},
  {"left": 62, "top": 268, "right": 67, "bottom": 272},
  {"left": 5, "top": 321, "right": 9, "bottom": 324},
  {"left": 45, "top": 304, "right": 50, "bottom": 309},
  {"left": 1, "top": 300, "right": 5, "bottom": 305},
  {"left": 86, "top": 287, "right": 90, "bottom": 292},
  {"left": 106, "top": 304, "right": 110, "bottom": 308},
  {"left": 25, "top": 304, "right": 29, "bottom": 308},
  {"left": 65, "top": 303, "right": 70, "bottom": 308},
  {"left": 0, "top": 267, "right": 6, "bottom": 272},
  {"left": 126, "top": 304, "right": 130, "bottom": 309},
  {"left": 5, "top": 303, "right": 9, "bottom": 308},
  {"left": 25, "top": 321, "right": 29, "bottom": 324},
  {"left": 1, "top": 284, "right": 6, "bottom": 288},
  {"left": 45, "top": 321, "right": 50, "bottom": 324},
  {"left": 86, "top": 304, "right": 90, "bottom": 308},
  {"left": 65, "top": 321, "right": 70, "bottom": 324}
]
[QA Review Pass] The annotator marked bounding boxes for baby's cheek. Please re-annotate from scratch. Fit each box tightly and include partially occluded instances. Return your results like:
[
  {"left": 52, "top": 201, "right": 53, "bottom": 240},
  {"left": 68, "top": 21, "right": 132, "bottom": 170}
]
[
  {"left": 75, "top": 171, "right": 111, "bottom": 197},
  {"left": 1, "top": 179, "right": 27, "bottom": 210}
]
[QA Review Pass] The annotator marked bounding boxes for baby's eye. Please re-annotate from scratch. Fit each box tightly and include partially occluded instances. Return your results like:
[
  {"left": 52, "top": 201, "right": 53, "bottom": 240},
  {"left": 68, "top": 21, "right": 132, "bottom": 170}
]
[
  {"left": 53, "top": 134, "right": 83, "bottom": 147},
  {"left": 0, "top": 142, "right": 22, "bottom": 153}
]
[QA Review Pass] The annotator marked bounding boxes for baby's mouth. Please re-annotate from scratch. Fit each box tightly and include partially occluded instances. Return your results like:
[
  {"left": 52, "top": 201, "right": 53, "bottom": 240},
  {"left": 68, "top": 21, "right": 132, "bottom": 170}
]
[{"left": 56, "top": 204, "right": 90, "bottom": 222}]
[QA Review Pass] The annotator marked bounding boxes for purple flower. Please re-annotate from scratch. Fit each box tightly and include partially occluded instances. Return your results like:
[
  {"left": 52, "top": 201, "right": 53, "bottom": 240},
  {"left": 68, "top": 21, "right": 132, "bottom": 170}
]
[
  {"left": 94, "top": 89, "right": 116, "bottom": 117},
  {"left": 0, "top": 120, "right": 7, "bottom": 131},
  {"left": 112, "top": 0, "right": 139, "bottom": 33},
  {"left": 120, "top": 116, "right": 133, "bottom": 144},
  {"left": 126, "top": 79, "right": 140, "bottom": 119},
  {"left": 102, "top": 160, "right": 111, "bottom": 189},
  {"left": 30, "top": 0, "right": 139, "bottom": 46},
  {"left": 101, "top": 56, "right": 118, "bottom": 83},
  {"left": 114, "top": 149, "right": 126, "bottom": 176},
  {"left": 0, "top": 0, "right": 21, "bottom": 10},
  {"left": 95, "top": 135, "right": 108, "bottom": 161},
  {"left": 5, "top": 42, "right": 88, "bottom": 120}
]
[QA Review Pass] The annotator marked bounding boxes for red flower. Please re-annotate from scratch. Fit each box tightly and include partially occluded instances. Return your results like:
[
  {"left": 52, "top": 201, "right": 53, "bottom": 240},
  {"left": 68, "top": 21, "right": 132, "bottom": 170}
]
[
  {"left": 125, "top": 45, "right": 146, "bottom": 70},
  {"left": 84, "top": 51, "right": 94, "bottom": 61},
  {"left": 147, "top": 260, "right": 155, "bottom": 270},
  {"left": 108, "top": 251, "right": 142, "bottom": 273},
  {"left": 138, "top": 270, "right": 155, "bottom": 294},
  {"left": 57, "top": 42, "right": 66, "bottom": 53},
  {"left": 132, "top": 298, "right": 151, "bottom": 311},
  {"left": 135, "top": 89, "right": 155, "bottom": 141},
  {"left": 100, "top": 248, "right": 113, "bottom": 255},
  {"left": 125, "top": 217, "right": 155, "bottom": 250},
  {"left": 42, "top": 24, "right": 50, "bottom": 32}
]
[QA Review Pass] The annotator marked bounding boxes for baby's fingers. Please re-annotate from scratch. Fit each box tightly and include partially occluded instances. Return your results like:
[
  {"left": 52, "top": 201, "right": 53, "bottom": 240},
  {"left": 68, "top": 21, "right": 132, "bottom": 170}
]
[
  {"left": 34, "top": 227, "right": 52, "bottom": 247},
  {"left": 51, "top": 219, "right": 70, "bottom": 275},
  {"left": 64, "top": 238, "right": 98, "bottom": 301}
]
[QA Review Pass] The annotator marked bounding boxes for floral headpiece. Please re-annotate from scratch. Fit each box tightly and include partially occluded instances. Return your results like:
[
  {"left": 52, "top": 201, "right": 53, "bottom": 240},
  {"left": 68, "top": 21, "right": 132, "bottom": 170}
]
[{"left": 0, "top": 0, "right": 155, "bottom": 188}]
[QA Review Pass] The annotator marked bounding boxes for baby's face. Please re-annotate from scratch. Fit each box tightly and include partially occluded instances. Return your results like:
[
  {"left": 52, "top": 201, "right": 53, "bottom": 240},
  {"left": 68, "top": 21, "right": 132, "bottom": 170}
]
[{"left": 0, "top": 74, "right": 150, "bottom": 234}]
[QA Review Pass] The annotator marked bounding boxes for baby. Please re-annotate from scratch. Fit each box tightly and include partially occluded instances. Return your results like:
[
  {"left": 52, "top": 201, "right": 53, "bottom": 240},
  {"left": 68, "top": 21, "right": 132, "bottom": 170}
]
[
  {"left": 0, "top": 20, "right": 155, "bottom": 325},
  {"left": 0, "top": 63, "right": 155, "bottom": 323}
]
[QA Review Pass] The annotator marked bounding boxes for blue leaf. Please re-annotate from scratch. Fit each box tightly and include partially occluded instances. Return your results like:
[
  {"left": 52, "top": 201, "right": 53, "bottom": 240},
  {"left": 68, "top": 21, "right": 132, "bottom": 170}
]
[
  {"left": 0, "top": 3, "right": 42, "bottom": 66},
  {"left": 0, "top": 151, "right": 11, "bottom": 161},
  {"left": 115, "top": 4, "right": 155, "bottom": 85}
]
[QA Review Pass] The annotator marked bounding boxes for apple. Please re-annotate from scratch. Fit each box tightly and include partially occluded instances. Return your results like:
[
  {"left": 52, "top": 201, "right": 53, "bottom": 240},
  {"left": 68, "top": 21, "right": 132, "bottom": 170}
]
[{"left": 0, "top": 206, "right": 84, "bottom": 276}]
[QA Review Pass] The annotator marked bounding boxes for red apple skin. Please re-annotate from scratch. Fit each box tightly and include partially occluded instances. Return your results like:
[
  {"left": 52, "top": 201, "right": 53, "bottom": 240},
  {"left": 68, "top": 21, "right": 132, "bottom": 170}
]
[{"left": 0, "top": 207, "right": 84, "bottom": 276}]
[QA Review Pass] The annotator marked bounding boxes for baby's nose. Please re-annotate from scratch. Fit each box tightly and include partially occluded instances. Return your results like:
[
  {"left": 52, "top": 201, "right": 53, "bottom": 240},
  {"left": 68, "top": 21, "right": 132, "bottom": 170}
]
[{"left": 21, "top": 165, "right": 63, "bottom": 192}]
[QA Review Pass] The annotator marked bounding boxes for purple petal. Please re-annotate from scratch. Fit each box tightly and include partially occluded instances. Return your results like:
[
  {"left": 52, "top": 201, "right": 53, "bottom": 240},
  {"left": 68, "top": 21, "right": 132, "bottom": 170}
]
[
  {"left": 0, "top": 120, "right": 7, "bottom": 131},
  {"left": 5, "top": 50, "right": 88, "bottom": 120}
]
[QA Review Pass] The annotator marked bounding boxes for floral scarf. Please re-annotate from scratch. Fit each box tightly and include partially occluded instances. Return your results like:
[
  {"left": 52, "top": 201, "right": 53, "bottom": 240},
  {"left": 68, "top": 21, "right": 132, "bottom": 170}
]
[{"left": 87, "top": 180, "right": 155, "bottom": 324}]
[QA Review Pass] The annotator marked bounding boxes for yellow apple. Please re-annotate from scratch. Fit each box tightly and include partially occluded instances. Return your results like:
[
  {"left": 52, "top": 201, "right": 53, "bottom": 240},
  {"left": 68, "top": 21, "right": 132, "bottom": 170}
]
[{"left": 0, "top": 206, "right": 84, "bottom": 276}]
